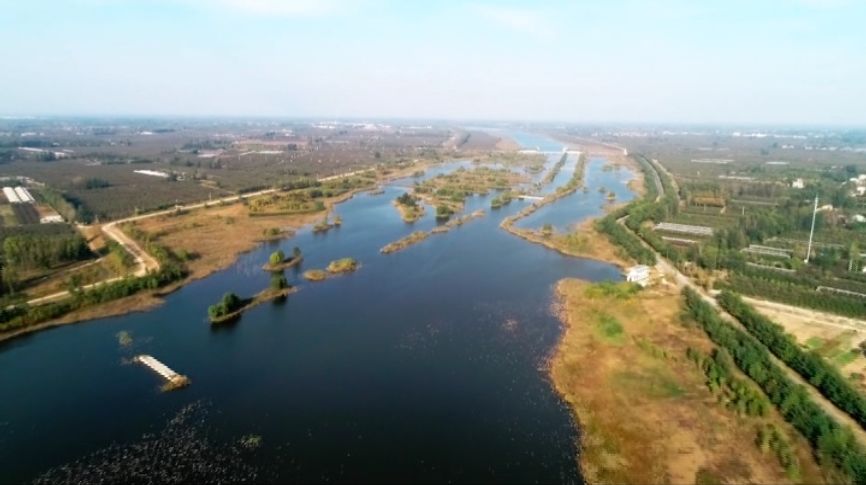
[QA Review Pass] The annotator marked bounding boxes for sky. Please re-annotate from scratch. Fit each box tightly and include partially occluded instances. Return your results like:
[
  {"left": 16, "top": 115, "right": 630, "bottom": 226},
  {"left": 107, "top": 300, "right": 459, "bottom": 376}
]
[{"left": 1, "top": 0, "right": 865, "bottom": 125}]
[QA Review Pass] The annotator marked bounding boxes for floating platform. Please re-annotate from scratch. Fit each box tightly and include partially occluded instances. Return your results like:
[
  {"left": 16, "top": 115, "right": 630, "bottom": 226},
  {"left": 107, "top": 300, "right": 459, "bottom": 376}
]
[{"left": 133, "top": 354, "right": 190, "bottom": 391}]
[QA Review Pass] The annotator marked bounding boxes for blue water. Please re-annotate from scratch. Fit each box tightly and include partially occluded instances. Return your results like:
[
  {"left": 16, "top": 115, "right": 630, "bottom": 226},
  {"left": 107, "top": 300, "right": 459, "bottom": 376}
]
[{"left": 0, "top": 133, "right": 633, "bottom": 483}]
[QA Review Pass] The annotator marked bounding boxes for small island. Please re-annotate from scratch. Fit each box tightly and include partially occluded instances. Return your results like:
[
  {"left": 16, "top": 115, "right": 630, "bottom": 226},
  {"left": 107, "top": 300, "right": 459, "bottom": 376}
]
[
  {"left": 208, "top": 277, "right": 296, "bottom": 324},
  {"left": 313, "top": 214, "right": 341, "bottom": 234},
  {"left": 303, "top": 269, "right": 328, "bottom": 281},
  {"left": 302, "top": 257, "right": 360, "bottom": 282},
  {"left": 394, "top": 192, "right": 425, "bottom": 223},
  {"left": 263, "top": 247, "right": 303, "bottom": 271},
  {"left": 326, "top": 257, "right": 359, "bottom": 273},
  {"left": 381, "top": 231, "right": 429, "bottom": 254},
  {"left": 381, "top": 210, "right": 484, "bottom": 254}
]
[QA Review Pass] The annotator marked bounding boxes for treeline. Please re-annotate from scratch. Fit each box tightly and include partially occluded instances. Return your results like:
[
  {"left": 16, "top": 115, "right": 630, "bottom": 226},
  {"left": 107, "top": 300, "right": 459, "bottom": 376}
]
[
  {"left": 0, "top": 238, "right": 187, "bottom": 333},
  {"left": 721, "top": 272, "right": 866, "bottom": 319},
  {"left": 40, "top": 187, "right": 92, "bottom": 223},
  {"left": 596, "top": 213, "right": 656, "bottom": 265},
  {"left": 683, "top": 287, "right": 866, "bottom": 483},
  {"left": 687, "top": 346, "right": 770, "bottom": 417},
  {"left": 719, "top": 291, "right": 866, "bottom": 429},
  {"left": 2, "top": 232, "right": 89, "bottom": 270}
]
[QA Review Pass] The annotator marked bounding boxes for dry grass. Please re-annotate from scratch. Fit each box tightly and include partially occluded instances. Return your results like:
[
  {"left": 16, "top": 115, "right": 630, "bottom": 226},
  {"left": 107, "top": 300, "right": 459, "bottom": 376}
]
[
  {"left": 551, "top": 279, "right": 826, "bottom": 485},
  {"left": 130, "top": 196, "right": 341, "bottom": 282}
]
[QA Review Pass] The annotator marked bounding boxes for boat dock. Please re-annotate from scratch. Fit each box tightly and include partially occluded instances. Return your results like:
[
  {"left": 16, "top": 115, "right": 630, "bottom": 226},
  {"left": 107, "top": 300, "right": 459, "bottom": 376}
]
[{"left": 133, "top": 354, "right": 190, "bottom": 390}]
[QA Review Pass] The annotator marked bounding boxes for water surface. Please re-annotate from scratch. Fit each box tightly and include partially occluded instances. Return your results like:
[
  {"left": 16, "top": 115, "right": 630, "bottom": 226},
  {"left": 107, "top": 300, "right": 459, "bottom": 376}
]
[{"left": 0, "top": 133, "right": 633, "bottom": 483}]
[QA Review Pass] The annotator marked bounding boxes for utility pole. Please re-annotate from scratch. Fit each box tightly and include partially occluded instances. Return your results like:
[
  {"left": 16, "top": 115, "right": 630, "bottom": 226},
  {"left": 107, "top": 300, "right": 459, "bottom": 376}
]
[{"left": 805, "top": 195, "right": 818, "bottom": 263}]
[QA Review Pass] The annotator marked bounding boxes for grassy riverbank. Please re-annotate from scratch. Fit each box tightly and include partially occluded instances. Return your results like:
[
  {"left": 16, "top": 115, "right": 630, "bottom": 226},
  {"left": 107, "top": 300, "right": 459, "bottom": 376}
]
[
  {"left": 508, "top": 219, "right": 634, "bottom": 269},
  {"left": 551, "top": 280, "right": 825, "bottom": 484}
]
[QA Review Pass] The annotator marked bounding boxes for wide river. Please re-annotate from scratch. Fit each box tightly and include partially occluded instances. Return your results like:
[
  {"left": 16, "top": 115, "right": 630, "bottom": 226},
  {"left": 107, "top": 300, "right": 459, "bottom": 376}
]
[{"left": 0, "top": 133, "right": 635, "bottom": 483}]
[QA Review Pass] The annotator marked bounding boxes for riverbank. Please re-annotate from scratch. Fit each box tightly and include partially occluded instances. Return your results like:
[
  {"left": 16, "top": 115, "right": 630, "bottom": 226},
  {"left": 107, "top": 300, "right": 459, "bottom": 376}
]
[
  {"left": 550, "top": 279, "right": 825, "bottom": 484},
  {"left": 507, "top": 219, "right": 633, "bottom": 269}
]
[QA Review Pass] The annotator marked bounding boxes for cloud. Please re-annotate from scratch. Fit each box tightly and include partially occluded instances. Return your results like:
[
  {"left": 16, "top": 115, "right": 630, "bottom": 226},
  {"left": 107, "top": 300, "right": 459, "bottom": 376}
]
[{"left": 472, "top": 4, "right": 555, "bottom": 40}]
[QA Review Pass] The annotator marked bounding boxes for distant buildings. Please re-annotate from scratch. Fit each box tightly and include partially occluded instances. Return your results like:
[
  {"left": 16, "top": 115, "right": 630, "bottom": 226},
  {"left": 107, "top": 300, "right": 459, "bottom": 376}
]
[
  {"left": 792, "top": 178, "right": 805, "bottom": 189},
  {"left": 133, "top": 169, "right": 170, "bottom": 178}
]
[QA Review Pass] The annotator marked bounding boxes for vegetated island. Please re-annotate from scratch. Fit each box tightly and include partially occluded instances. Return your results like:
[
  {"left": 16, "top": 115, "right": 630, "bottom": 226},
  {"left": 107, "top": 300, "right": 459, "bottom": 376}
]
[
  {"left": 551, "top": 280, "right": 825, "bottom": 484},
  {"left": 303, "top": 257, "right": 359, "bottom": 282},
  {"left": 394, "top": 192, "right": 425, "bottom": 223},
  {"left": 208, "top": 275, "right": 296, "bottom": 324},
  {"left": 262, "top": 247, "right": 303, "bottom": 271},
  {"left": 380, "top": 209, "right": 485, "bottom": 254}
]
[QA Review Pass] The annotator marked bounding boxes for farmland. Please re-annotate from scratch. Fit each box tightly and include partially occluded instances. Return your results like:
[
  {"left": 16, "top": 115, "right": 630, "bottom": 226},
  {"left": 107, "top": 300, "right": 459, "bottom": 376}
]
[
  {"left": 559, "top": 126, "right": 866, "bottom": 320},
  {"left": 0, "top": 119, "right": 468, "bottom": 221}
]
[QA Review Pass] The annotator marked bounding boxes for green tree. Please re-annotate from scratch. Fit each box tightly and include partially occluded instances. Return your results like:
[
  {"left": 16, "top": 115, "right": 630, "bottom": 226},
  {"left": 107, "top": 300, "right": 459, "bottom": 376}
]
[
  {"left": 269, "top": 250, "right": 285, "bottom": 266},
  {"left": 270, "top": 274, "right": 289, "bottom": 290}
]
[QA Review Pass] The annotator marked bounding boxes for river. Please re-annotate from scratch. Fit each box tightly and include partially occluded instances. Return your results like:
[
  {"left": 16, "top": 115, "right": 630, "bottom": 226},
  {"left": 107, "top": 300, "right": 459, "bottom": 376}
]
[{"left": 0, "top": 133, "right": 635, "bottom": 483}]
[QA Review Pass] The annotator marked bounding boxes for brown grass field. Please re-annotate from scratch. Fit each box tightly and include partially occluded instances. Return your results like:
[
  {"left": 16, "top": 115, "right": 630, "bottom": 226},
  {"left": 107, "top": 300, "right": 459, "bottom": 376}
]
[{"left": 551, "top": 279, "right": 826, "bottom": 485}]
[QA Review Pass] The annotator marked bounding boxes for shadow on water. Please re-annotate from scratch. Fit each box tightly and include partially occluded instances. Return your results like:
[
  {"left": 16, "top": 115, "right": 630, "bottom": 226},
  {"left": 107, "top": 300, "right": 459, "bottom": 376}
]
[{"left": 0, "top": 133, "right": 630, "bottom": 483}]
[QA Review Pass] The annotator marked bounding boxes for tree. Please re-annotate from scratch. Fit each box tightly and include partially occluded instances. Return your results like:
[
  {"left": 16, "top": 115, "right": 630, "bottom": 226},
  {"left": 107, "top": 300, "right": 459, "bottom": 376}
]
[
  {"left": 396, "top": 192, "right": 416, "bottom": 207},
  {"left": 269, "top": 250, "right": 285, "bottom": 266},
  {"left": 270, "top": 274, "right": 289, "bottom": 290},
  {"left": 542, "top": 223, "right": 554, "bottom": 237},
  {"left": 435, "top": 205, "right": 453, "bottom": 220}
]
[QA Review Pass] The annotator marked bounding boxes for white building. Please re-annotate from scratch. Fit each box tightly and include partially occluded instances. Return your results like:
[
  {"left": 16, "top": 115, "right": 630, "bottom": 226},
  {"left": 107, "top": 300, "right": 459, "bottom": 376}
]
[
  {"left": 626, "top": 265, "right": 651, "bottom": 287},
  {"left": 40, "top": 214, "right": 63, "bottom": 224},
  {"left": 792, "top": 178, "right": 805, "bottom": 189}
]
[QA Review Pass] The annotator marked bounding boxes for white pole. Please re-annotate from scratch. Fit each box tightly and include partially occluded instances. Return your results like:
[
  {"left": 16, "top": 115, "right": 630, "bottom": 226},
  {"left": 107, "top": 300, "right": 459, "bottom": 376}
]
[{"left": 805, "top": 195, "right": 818, "bottom": 263}]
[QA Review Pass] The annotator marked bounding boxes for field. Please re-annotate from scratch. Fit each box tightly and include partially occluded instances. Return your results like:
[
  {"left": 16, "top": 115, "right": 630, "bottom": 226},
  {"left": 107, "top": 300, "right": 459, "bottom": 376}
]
[
  {"left": 552, "top": 280, "right": 825, "bottom": 484},
  {"left": 746, "top": 296, "right": 866, "bottom": 387}
]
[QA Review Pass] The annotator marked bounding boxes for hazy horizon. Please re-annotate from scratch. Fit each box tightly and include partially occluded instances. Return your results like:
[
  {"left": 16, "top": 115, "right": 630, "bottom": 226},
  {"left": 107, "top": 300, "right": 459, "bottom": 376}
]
[{"left": 2, "top": 0, "right": 865, "bottom": 125}]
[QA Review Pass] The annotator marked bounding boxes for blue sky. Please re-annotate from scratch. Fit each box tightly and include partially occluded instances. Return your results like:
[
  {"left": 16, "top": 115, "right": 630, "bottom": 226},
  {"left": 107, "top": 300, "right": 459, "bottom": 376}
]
[{"left": 1, "top": 0, "right": 865, "bottom": 124}]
